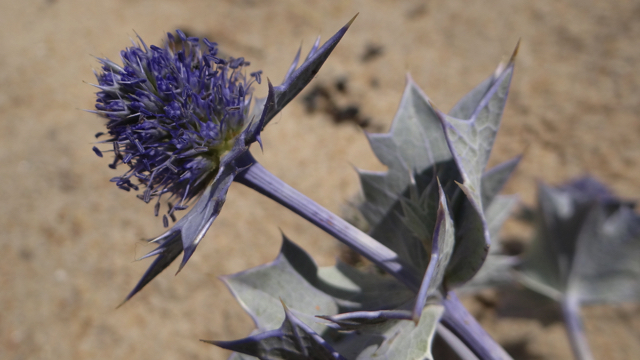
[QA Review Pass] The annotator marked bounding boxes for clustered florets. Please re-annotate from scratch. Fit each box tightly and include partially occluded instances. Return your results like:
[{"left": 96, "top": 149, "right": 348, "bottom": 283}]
[{"left": 92, "top": 30, "right": 262, "bottom": 225}]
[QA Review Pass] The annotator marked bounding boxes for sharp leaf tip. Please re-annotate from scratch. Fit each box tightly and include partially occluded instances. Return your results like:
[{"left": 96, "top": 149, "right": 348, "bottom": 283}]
[
  {"left": 510, "top": 39, "right": 521, "bottom": 64},
  {"left": 347, "top": 13, "right": 359, "bottom": 27},
  {"left": 115, "top": 298, "right": 128, "bottom": 309}
]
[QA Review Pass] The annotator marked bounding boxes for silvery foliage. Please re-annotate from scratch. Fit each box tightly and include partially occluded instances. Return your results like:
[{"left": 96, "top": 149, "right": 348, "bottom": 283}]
[
  {"left": 518, "top": 177, "right": 640, "bottom": 305},
  {"left": 455, "top": 175, "right": 640, "bottom": 360},
  {"left": 518, "top": 177, "right": 640, "bottom": 359},
  {"left": 209, "top": 42, "right": 521, "bottom": 359}
]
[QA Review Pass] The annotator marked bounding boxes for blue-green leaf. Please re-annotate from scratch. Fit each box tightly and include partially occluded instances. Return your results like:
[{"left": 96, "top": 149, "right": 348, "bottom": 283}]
[
  {"left": 357, "top": 51, "right": 518, "bottom": 288},
  {"left": 412, "top": 181, "right": 455, "bottom": 321},
  {"left": 519, "top": 177, "right": 640, "bottom": 304},
  {"left": 333, "top": 305, "right": 444, "bottom": 360},
  {"left": 439, "top": 60, "right": 516, "bottom": 286},
  {"left": 221, "top": 236, "right": 340, "bottom": 332},
  {"left": 207, "top": 301, "right": 346, "bottom": 360}
]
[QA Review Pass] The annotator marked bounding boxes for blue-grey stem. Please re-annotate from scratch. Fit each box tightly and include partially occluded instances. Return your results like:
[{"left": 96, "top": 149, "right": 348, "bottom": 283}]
[
  {"left": 234, "top": 153, "right": 512, "bottom": 360},
  {"left": 235, "top": 155, "right": 422, "bottom": 289},
  {"left": 436, "top": 323, "right": 480, "bottom": 360},
  {"left": 441, "top": 292, "right": 512, "bottom": 360},
  {"left": 561, "top": 295, "right": 594, "bottom": 360}
]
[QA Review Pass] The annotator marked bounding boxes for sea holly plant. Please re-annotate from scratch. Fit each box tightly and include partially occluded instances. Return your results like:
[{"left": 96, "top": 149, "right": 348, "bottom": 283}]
[
  {"left": 455, "top": 156, "right": 522, "bottom": 295},
  {"left": 452, "top": 176, "right": 640, "bottom": 360},
  {"left": 89, "top": 15, "right": 524, "bottom": 360},
  {"left": 514, "top": 177, "right": 640, "bottom": 360},
  {"left": 90, "top": 17, "right": 356, "bottom": 301},
  {"left": 205, "top": 42, "right": 521, "bottom": 359},
  {"left": 210, "top": 192, "right": 450, "bottom": 359}
]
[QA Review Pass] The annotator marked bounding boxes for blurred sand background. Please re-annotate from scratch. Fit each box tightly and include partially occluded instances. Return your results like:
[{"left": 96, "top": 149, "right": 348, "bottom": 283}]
[{"left": 1, "top": 0, "right": 639, "bottom": 359}]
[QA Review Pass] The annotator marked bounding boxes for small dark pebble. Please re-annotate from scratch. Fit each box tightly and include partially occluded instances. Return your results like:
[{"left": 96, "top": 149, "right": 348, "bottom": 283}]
[{"left": 361, "top": 43, "right": 384, "bottom": 63}]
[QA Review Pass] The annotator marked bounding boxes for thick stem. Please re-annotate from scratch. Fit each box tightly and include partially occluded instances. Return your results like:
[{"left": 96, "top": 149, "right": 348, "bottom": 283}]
[
  {"left": 235, "top": 156, "right": 422, "bottom": 290},
  {"left": 436, "top": 323, "right": 480, "bottom": 360},
  {"left": 561, "top": 295, "right": 594, "bottom": 360},
  {"left": 441, "top": 293, "right": 513, "bottom": 360},
  {"left": 234, "top": 154, "right": 512, "bottom": 360}
]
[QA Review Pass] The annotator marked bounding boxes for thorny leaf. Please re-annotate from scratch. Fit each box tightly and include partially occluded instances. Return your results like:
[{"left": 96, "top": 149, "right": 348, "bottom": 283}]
[
  {"left": 251, "top": 15, "right": 357, "bottom": 128},
  {"left": 412, "top": 181, "right": 455, "bottom": 322},
  {"left": 357, "top": 46, "right": 518, "bottom": 288},
  {"left": 221, "top": 236, "right": 340, "bottom": 333},
  {"left": 218, "top": 41, "right": 521, "bottom": 359},
  {"left": 331, "top": 305, "right": 444, "bottom": 360},
  {"left": 208, "top": 302, "right": 345, "bottom": 360},
  {"left": 220, "top": 235, "right": 412, "bottom": 329},
  {"left": 518, "top": 177, "right": 640, "bottom": 304},
  {"left": 438, "top": 55, "right": 516, "bottom": 286},
  {"left": 218, "top": 236, "right": 443, "bottom": 360},
  {"left": 516, "top": 177, "right": 640, "bottom": 360},
  {"left": 124, "top": 14, "right": 355, "bottom": 302},
  {"left": 207, "top": 301, "right": 345, "bottom": 360},
  {"left": 122, "top": 84, "right": 275, "bottom": 303},
  {"left": 318, "top": 310, "right": 413, "bottom": 331}
]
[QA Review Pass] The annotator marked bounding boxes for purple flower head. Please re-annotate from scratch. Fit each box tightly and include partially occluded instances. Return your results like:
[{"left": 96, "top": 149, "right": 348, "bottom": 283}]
[
  {"left": 91, "top": 30, "right": 263, "bottom": 218},
  {"left": 88, "top": 17, "right": 354, "bottom": 304}
]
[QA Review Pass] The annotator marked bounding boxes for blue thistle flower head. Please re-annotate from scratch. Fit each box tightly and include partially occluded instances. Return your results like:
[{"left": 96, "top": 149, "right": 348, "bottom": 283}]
[
  {"left": 92, "top": 30, "right": 264, "bottom": 220},
  {"left": 89, "top": 17, "right": 355, "bottom": 304}
]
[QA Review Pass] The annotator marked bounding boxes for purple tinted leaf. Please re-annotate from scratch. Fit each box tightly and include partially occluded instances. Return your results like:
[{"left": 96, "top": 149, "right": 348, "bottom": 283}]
[
  {"left": 244, "top": 82, "right": 275, "bottom": 150},
  {"left": 220, "top": 235, "right": 444, "bottom": 359},
  {"left": 119, "top": 231, "right": 183, "bottom": 305},
  {"left": 437, "top": 59, "right": 515, "bottom": 207},
  {"left": 119, "top": 168, "right": 235, "bottom": 304},
  {"left": 263, "top": 15, "right": 357, "bottom": 126},
  {"left": 561, "top": 176, "right": 637, "bottom": 210},
  {"left": 518, "top": 177, "right": 640, "bottom": 360},
  {"left": 413, "top": 181, "right": 455, "bottom": 322},
  {"left": 560, "top": 176, "right": 616, "bottom": 202},
  {"left": 570, "top": 205, "right": 640, "bottom": 304},
  {"left": 317, "top": 310, "right": 412, "bottom": 331},
  {"left": 332, "top": 305, "right": 444, "bottom": 360},
  {"left": 246, "top": 15, "right": 355, "bottom": 129},
  {"left": 282, "top": 46, "right": 301, "bottom": 84},
  {"left": 206, "top": 302, "right": 346, "bottom": 360},
  {"left": 235, "top": 161, "right": 509, "bottom": 359},
  {"left": 119, "top": 84, "right": 275, "bottom": 303},
  {"left": 519, "top": 182, "right": 592, "bottom": 299},
  {"left": 176, "top": 166, "right": 235, "bottom": 270}
]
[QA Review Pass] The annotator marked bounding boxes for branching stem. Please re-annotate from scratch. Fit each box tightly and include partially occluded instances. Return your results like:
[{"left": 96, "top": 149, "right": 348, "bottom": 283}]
[{"left": 234, "top": 154, "right": 512, "bottom": 360}]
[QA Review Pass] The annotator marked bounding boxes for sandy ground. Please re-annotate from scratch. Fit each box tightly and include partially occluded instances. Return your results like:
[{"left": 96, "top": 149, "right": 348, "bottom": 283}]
[{"left": 1, "top": 0, "right": 639, "bottom": 359}]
